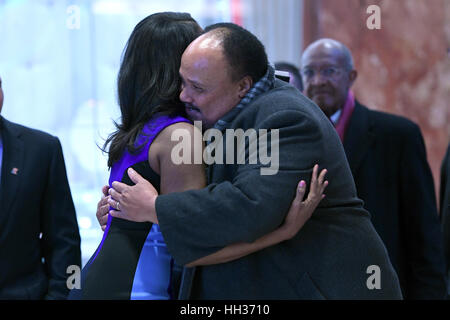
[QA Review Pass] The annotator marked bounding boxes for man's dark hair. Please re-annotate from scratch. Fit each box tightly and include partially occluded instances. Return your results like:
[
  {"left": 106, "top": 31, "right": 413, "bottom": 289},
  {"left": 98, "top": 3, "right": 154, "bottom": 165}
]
[
  {"left": 103, "top": 12, "right": 202, "bottom": 168},
  {"left": 204, "top": 23, "right": 268, "bottom": 83}
]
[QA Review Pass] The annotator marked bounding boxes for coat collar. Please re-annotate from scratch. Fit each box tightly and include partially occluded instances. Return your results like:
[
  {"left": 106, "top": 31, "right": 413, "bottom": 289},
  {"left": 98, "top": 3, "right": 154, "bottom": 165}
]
[
  {"left": 0, "top": 116, "right": 24, "bottom": 218},
  {"left": 342, "top": 101, "right": 376, "bottom": 175}
]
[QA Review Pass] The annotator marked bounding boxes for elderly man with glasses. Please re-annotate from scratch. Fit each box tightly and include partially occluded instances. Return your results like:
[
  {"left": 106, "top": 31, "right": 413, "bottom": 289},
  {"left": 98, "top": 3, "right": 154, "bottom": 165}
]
[{"left": 301, "top": 38, "right": 447, "bottom": 299}]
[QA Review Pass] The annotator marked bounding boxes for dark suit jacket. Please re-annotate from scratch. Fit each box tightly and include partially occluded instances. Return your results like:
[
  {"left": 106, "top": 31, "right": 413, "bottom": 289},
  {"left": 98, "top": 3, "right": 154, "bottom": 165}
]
[
  {"left": 0, "top": 116, "right": 81, "bottom": 299},
  {"left": 440, "top": 143, "right": 450, "bottom": 296},
  {"left": 343, "top": 102, "right": 447, "bottom": 299},
  {"left": 156, "top": 80, "right": 402, "bottom": 299}
]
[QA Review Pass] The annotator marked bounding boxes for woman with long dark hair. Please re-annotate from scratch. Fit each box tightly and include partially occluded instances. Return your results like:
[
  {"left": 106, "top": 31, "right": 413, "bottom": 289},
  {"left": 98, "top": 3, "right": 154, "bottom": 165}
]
[{"left": 71, "top": 12, "right": 327, "bottom": 300}]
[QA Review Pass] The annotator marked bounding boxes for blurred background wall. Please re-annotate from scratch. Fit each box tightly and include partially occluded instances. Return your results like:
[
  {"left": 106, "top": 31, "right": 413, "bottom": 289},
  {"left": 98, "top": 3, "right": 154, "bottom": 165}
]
[{"left": 0, "top": 0, "right": 448, "bottom": 265}]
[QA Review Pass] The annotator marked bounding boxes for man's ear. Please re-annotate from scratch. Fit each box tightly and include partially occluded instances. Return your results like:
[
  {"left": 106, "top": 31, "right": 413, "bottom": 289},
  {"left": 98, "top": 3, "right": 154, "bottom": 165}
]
[
  {"left": 237, "top": 76, "right": 253, "bottom": 98},
  {"left": 349, "top": 70, "right": 358, "bottom": 86}
]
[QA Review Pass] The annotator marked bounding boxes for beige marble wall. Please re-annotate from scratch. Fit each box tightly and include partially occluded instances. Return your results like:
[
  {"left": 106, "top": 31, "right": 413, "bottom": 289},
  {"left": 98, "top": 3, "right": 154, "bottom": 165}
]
[{"left": 304, "top": 0, "right": 450, "bottom": 206}]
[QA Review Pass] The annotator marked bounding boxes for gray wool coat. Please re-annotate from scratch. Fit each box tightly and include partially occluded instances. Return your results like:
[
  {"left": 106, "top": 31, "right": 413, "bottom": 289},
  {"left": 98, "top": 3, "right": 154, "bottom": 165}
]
[{"left": 156, "top": 79, "right": 403, "bottom": 299}]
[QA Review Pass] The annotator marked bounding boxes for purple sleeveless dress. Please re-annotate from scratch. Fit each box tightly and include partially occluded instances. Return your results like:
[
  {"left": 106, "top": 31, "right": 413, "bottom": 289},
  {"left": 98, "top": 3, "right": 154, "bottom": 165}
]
[{"left": 71, "top": 114, "right": 191, "bottom": 300}]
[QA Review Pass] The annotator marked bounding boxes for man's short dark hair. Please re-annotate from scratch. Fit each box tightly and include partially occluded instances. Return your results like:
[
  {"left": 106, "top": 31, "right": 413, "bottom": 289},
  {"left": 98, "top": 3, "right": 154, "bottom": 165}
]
[{"left": 204, "top": 23, "right": 268, "bottom": 83}]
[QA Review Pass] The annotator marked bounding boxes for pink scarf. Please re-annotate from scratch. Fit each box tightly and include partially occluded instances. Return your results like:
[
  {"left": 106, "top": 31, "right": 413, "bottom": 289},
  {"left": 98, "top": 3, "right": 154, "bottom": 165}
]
[{"left": 335, "top": 90, "right": 355, "bottom": 142}]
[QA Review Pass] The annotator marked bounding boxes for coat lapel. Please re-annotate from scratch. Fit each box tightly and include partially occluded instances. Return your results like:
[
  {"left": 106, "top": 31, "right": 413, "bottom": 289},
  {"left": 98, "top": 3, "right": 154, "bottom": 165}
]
[
  {"left": 0, "top": 117, "right": 24, "bottom": 219},
  {"left": 343, "top": 102, "right": 376, "bottom": 175}
]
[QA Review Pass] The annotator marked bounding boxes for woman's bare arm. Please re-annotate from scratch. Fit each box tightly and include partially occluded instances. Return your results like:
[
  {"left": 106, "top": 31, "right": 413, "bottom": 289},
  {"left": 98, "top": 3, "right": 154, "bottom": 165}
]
[{"left": 186, "top": 165, "right": 328, "bottom": 267}]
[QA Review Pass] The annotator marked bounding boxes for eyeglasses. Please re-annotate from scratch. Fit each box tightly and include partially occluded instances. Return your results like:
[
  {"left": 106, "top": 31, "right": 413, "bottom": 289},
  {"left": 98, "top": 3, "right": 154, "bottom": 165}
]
[{"left": 301, "top": 66, "right": 344, "bottom": 80}]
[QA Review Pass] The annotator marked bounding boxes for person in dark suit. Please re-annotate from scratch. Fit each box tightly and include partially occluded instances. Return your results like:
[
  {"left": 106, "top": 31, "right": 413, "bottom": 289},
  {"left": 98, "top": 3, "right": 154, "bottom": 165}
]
[
  {"left": 0, "top": 76, "right": 81, "bottom": 299},
  {"left": 300, "top": 38, "right": 447, "bottom": 299},
  {"left": 106, "top": 23, "right": 402, "bottom": 299},
  {"left": 440, "top": 142, "right": 450, "bottom": 297}
]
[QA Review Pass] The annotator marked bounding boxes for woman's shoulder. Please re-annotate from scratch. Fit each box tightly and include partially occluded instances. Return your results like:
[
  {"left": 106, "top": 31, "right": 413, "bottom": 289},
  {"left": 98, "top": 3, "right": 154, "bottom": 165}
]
[
  {"left": 146, "top": 115, "right": 201, "bottom": 175},
  {"left": 143, "top": 113, "right": 192, "bottom": 136},
  {"left": 151, "top": 118, "right": 200, "bottom": 147}
]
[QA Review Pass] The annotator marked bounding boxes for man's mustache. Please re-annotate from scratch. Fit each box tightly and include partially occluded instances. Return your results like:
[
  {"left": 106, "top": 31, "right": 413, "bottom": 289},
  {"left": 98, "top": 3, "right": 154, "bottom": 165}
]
[{"left": 185, "top": 103, "right": 201, "bottom": 112}]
